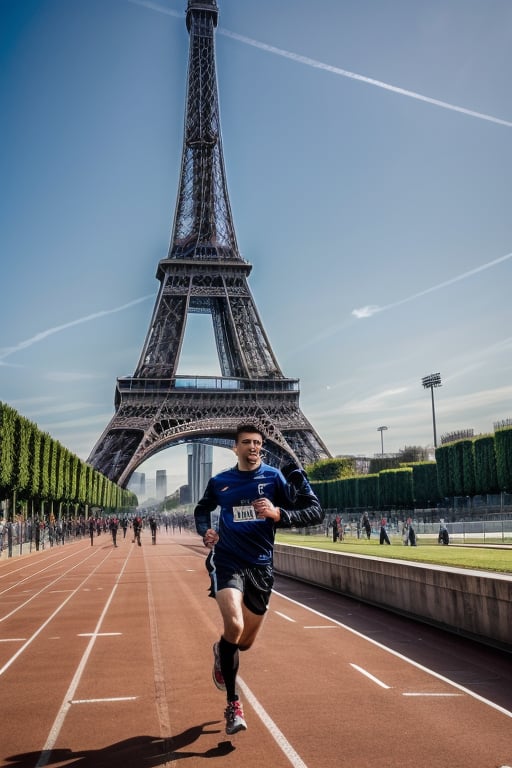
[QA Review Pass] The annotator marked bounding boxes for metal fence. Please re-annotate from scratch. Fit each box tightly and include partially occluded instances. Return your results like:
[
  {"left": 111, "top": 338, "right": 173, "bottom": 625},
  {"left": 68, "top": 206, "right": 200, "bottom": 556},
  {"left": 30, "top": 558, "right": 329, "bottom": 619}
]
[
  {"left": 286, "top": 512, "right": 512, "bottom": 545},
  {"left": 0, "top": 519, "right": 88, "bottom": 558},
  {"left": 414, "top": 519, "right": 512, "bottom": 544}
]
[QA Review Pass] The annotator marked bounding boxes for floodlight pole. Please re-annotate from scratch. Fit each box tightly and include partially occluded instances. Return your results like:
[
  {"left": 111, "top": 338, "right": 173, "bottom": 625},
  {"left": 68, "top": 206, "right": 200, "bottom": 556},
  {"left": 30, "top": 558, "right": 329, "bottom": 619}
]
[
  {"left": 422, "top": 373, "right": 442, "bottom": 448},
  {"left": 377, "top": 425, "right": 388, "bottom": 455}
]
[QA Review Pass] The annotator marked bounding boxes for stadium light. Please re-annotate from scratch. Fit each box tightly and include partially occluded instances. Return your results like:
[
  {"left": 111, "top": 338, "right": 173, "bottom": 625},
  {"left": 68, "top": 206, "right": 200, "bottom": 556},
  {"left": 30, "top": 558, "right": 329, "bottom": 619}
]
[
  {"left": 377, "top": 425, "right": 388, "bottom": 455},
  {"left": 422, "top": 372, "right": 442, "bottom": 448}
]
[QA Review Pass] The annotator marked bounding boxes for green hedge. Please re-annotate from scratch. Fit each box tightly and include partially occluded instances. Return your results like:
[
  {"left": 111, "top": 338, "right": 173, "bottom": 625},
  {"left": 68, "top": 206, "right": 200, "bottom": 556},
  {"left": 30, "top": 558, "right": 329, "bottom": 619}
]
[
  {"left": 410, "top": 462, "right": 440, "bottom": 507},
  {"left": 495, "top": 427, "right": 512, "bottom": 491},
  {"left": 474, "top": 435, "right": 499, "bottom": 494},
  {"left": 311, "top": 427, "right": 512, "bottom": 513},
  {"left": 0, "top": 401, "right": 137, "bottom": 516}
]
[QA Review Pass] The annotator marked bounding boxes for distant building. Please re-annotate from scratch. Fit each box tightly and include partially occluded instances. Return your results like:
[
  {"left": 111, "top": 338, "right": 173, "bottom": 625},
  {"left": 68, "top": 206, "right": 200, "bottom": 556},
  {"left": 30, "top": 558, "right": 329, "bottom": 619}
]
[
  {"left": 128, "top": 471, "right": 146, "bottom": 498},
  {"left": 187, "top": 444, "right": 213, "bottom": 504},
  {"left": 156, "top": 470, "right": 167, "bottom": 501}
]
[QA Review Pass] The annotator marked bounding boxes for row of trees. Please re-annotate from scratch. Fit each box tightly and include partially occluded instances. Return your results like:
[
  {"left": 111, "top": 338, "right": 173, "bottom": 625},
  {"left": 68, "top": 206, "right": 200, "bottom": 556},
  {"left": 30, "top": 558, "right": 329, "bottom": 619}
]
[
  {"left": 0, "top": 401, "right": 137, "bottom": 519},
  {"left": 310, "top": 427, "right": 512, "bottom": 513}
]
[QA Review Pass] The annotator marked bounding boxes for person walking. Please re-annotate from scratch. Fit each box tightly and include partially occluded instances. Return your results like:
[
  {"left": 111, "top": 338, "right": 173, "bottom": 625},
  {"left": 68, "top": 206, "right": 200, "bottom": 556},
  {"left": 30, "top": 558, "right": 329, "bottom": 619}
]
[
  {"left": 132, "top": 515, "right": 143, "bottom": 546},
  {"left": 149, "top": 515, "right": 157, "bottom": 545},
  {"left": 110, "top": 516, "right": 119, "bottom": 547},
  {"left": 361, "top": 511, "right": 371, "bottom": 540},
  {"left": 379, "top": 518, "right": 391, "bottom": 545},
  {"left": 194, "top": 423, "right": 324, "bottom": 736}
]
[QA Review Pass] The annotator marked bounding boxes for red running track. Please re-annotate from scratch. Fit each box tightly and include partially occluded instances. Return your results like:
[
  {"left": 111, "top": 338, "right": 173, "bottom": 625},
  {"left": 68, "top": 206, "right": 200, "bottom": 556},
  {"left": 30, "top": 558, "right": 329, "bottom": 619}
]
[{"left": 1, "top": 529, "right": 511, "bottom": 768}]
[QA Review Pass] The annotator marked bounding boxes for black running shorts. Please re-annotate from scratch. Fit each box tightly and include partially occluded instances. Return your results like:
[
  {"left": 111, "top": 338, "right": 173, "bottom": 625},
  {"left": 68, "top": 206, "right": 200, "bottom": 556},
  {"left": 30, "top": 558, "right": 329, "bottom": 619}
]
[{"left": 205, "top": 552, "right": 274, "bottom": 616}]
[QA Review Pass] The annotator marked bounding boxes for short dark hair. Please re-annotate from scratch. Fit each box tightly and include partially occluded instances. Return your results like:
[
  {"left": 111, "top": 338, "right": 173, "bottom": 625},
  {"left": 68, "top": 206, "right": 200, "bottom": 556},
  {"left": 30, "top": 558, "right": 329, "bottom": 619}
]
[{"left": 234, "top": 423, "right": 265, "bottom": 443}]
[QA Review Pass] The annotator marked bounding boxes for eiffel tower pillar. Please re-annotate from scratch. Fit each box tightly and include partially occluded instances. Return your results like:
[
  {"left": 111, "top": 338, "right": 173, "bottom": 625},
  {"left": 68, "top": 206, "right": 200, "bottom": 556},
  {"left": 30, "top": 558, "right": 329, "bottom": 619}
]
[{"left": 88, "top": 0, "right": 330, "bottom": 485}]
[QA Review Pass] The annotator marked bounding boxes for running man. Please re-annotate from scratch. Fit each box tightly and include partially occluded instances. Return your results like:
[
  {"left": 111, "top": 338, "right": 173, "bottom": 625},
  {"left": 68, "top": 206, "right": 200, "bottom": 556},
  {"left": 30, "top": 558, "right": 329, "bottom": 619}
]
[{"left": 194, "top": 423, "right": 324, "bottom": 735}]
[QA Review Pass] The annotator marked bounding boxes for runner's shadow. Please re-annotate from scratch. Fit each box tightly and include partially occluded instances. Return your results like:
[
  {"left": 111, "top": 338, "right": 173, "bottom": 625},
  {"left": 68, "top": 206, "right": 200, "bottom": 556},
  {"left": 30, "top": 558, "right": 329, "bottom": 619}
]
[{"left": 4, "top": 723, "right": 236, "bottom": 766}]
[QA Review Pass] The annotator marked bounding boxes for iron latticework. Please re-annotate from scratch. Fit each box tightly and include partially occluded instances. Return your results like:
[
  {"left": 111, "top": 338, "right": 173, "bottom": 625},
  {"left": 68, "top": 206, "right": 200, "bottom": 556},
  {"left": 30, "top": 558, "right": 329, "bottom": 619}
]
[{"left": 88, "top": 0, "right": 330, "bottom": 485}]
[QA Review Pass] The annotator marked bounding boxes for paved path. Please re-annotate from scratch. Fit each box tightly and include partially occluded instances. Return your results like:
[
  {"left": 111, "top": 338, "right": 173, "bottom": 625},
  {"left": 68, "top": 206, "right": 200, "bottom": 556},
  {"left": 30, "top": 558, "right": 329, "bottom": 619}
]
[{"left": 1, "top": 530, "right": 511, "bottom": 767}]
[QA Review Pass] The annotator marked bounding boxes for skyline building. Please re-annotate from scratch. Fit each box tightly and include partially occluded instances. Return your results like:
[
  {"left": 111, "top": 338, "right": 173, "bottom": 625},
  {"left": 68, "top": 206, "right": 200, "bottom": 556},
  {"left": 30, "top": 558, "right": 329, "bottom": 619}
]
[{"left": 155, "top": 469, "right": 167, "bottom": 501}]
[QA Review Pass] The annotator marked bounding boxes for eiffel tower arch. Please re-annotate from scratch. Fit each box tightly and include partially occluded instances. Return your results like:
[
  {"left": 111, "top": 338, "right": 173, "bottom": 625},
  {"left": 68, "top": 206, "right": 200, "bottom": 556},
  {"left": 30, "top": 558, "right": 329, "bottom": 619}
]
[{"left": 88, "top": 0, "right": 330, "bottom": 486}]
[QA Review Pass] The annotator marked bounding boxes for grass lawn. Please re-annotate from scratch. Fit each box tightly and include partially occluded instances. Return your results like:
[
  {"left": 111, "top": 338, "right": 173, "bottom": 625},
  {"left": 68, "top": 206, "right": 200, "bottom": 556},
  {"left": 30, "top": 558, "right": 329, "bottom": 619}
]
[{"left": 275, "top": 533, "right": 512, "bottom": 574}]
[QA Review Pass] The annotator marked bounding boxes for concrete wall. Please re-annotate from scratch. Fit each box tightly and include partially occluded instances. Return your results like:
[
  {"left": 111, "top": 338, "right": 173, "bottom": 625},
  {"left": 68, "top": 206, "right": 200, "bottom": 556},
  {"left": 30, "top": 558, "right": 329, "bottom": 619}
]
[{"left": 274, "top": 544, "right": 512, "bottom": 653}]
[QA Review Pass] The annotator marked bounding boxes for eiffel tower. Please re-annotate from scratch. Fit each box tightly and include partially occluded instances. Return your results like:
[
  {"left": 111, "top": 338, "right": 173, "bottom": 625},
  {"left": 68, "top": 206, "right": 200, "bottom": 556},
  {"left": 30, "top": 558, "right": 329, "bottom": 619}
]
[{"left": 88, "top": 0, "right": 330, "bottom": 486}]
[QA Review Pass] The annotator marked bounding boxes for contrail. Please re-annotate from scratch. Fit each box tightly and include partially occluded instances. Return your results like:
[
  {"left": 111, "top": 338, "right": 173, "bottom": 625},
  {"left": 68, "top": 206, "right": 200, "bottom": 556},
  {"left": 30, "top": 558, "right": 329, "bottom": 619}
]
[
  {"left": 127, "top": 0, "right": 182, "bottom": 19},
  {"left": 352, "top": 251, "right": 512, "bottom": 319},
  {"left": 220, "top": 29, "right": 512, "bottom": 128},
  {"left": 0, "top": 295, "right": 154, "bottom": 362},
  {"left": 128, "top": 0, "right": 512, "bottom": 128}
]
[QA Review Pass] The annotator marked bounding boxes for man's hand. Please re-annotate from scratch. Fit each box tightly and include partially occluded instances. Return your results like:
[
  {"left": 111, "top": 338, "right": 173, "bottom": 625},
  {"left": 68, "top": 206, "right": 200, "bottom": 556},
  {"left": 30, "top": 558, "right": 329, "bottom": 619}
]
[
  {"left": 203, "top": 528, "right": 219, "bottom": 548},
  {"left": 252, "top": 498, "right": 281, "bottom": 522}
]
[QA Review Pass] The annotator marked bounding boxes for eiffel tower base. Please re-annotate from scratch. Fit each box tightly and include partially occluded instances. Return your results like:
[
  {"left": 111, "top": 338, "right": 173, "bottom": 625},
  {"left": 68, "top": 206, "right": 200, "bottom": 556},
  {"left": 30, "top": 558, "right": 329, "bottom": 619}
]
[{"left": 89, "top": 376, "right": 330, "bottom": 486}]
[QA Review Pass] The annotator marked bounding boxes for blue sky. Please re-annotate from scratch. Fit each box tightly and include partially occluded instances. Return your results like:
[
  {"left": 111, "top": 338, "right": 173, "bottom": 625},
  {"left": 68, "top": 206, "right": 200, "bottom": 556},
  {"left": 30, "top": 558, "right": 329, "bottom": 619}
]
[{"left": 1, "top": 0, "right": 511, "bottom": 496}]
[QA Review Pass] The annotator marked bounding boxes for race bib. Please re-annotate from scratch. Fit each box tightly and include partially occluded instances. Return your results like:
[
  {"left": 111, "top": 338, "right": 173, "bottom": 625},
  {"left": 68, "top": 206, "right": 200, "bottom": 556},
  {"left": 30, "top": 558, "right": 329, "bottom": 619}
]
[{"left": 232, "top": 505, "right": 257, "bottom": 522}]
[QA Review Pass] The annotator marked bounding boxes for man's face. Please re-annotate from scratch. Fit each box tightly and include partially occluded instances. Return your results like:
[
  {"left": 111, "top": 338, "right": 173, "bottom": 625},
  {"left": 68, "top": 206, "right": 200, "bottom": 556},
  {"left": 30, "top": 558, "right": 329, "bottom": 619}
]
[{"left": 234, "top": 432, "right": 263, "bottom": 470}]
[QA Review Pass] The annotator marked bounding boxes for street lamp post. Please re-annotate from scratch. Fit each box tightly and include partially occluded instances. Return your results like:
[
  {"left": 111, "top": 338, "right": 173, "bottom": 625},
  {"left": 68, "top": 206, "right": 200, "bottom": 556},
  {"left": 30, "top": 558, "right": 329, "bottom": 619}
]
[
  {"left": 377, "top": 425, "right": 388, "bottom": 455},
  {"left": 422, "top": 372, "right": 442, "bottom": 448}
]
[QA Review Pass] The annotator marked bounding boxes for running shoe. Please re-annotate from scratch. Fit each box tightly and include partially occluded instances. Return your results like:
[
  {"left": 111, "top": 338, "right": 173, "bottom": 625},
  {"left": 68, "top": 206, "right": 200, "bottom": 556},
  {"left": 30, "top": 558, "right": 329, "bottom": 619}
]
[
  {"left": 224, "top": 699, "right": 247, "bottom": 735},
  {"left": 212, "top": 642, "right": 226, "bottom": 691}
]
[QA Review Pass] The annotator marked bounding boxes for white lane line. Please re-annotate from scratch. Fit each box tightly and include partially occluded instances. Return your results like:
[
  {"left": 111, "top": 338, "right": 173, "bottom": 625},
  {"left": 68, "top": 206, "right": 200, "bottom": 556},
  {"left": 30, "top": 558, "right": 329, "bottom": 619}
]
[
  {"left": 403, "top": 692, "right": 463, "bottom": 697},
  {"left": 77, "top": 632, "right": 122, "bottom": 637},
  {"left": 35, "top": 548, "right": 133, "bottom": 768},
  {"left": 303, "top": 625, "right": 337, "bottom": 629},
  {"left": 237, "top": 677, "right": 309, "bottom": 768},
  {"left": 0, "top": 548, "right": 99, "bottom": 621},
  {"left": 0, "top": 638, "right": 26, "bottom": 642},
  {"left": 274, "top": 589, "right": 512, "bottom": 720},
  {"left": 71, "top": 697, "right": 137, "bottom": 704},
  {"left": 0, "top": 551, "right": 113, "bottom": 677},
  {"left": 0, "top": 545, "right": 91, "bottom": 588},
  {"left": 187, "top": 548, "right": 309, "bottom": 766},
  {"left": 350, "top": 663, "right": 391, "bottom": 689},
  {"left": 274, "top": 611, "right": 296, "bottom": 622}
]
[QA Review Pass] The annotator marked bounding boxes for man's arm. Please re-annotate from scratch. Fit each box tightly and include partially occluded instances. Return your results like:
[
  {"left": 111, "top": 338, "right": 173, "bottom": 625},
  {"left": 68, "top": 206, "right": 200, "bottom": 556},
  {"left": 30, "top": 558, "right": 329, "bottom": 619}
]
[
  {"left": 193, "top": 479, "right": 218, "bottom": 537},
  {"left": 275, "top": 463, "right": 324, "bottom": 529}
]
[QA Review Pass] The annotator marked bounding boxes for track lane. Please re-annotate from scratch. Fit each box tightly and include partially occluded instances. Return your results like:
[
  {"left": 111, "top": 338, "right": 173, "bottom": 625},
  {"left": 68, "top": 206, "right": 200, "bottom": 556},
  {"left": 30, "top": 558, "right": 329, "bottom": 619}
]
[{"left": 1, "top": 532, "right": 511, "bottom": 768}]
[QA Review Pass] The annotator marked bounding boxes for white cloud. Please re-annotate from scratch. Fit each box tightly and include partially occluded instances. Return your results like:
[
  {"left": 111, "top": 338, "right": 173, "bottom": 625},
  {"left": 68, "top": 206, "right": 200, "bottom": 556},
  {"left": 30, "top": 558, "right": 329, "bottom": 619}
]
[
  {"left": 351, "top": 305, "right": 381, "bottom": 319},
  {"left": 330, "top": 387, "right": 410, "bottom": 416},
  {"left": 437, "top": 385, "right": 512, "bottom": 418},
  {"left": 352, "top": 251, "right": 512, "bottom": 321}
]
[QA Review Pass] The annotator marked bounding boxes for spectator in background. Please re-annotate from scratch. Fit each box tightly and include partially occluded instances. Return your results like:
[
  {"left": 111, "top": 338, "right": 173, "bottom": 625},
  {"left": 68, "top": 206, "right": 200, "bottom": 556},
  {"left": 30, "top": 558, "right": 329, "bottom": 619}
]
[
  {"left": 408, "top": 519, "right": 417, "bottom": 547},
  {"left": 149, "top": 515, "right": 157, "bottom": 545},
  {"left": 379, "top": 518, "right": 391, "bottom": 545},
  {"left": 361, "top": 511, "right": 371, "bottom": 540},
  {"left": 132, "top": 515, "right": 143, "bottom": 546},
  {"left": 438, "top": 522, "right": 449, "bottom": 545},
  {"left": 110, "top": 516, "right": 119, "bottom": 547}
]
